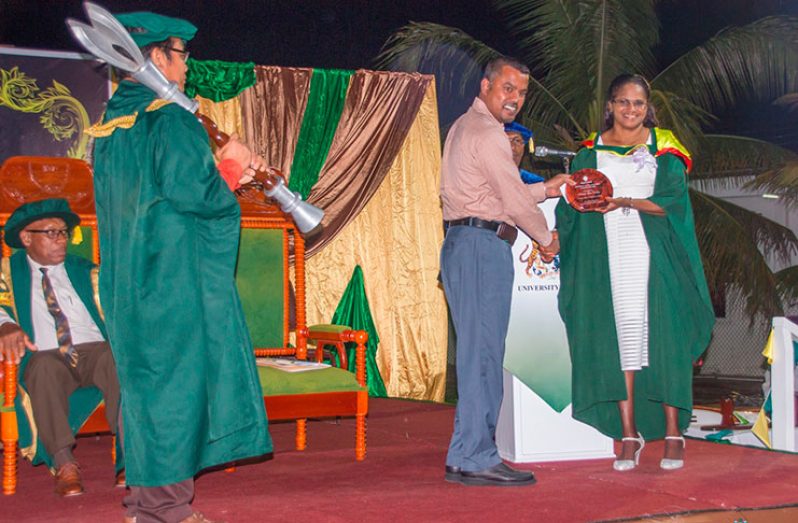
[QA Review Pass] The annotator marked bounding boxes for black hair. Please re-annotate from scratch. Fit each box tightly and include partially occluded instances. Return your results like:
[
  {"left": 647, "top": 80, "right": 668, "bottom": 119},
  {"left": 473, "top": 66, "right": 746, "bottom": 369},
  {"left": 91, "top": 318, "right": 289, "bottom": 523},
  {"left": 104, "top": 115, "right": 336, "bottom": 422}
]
[
  {"left": 483, "top": 56, "right": 530, "bottom": 81},
  {"left": 602, "top": 73, "right": 658, "bottom": 131}
]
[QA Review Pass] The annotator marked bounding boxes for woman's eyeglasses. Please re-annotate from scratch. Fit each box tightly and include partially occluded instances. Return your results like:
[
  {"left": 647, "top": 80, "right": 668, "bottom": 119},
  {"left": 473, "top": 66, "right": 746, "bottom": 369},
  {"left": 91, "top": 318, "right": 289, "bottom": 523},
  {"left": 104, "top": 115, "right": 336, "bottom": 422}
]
[{"left": 612, "top": 99, "right": 647, "bottom": 109}]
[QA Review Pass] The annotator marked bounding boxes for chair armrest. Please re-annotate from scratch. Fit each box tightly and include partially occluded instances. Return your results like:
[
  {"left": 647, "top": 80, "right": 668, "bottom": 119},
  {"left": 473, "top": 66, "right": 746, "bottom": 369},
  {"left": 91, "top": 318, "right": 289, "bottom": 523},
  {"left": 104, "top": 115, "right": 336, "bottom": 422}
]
[{"left": 305, "top": 325, "right": 368, "bottom": 388}]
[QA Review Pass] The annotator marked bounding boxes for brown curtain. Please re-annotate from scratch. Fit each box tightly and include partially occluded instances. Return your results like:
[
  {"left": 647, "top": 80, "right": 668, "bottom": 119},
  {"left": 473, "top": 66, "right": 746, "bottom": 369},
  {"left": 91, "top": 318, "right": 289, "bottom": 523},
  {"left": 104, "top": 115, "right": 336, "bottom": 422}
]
[
  {"left": 305, "top": 82, "right": 446, "bottom": 400},
  {"left": 239, "top": 66, "right": 312, "bottom": 178},
  {"left": 305, "top": 71, "right": 431, "bottom": 257}
]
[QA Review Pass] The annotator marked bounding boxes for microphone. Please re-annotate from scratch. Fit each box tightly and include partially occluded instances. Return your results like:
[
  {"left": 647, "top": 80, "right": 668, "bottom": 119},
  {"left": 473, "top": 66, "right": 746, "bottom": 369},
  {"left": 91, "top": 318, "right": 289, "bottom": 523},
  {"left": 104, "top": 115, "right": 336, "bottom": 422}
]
[{"left": 534, "top": 145, "right": 576, "bottom": 158}]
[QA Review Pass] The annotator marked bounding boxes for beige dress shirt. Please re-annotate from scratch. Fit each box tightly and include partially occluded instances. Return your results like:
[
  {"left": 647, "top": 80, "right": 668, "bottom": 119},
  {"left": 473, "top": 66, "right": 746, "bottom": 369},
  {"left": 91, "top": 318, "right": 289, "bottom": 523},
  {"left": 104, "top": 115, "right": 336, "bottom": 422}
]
[{"left": 441, "top": 97, "right": 552, "bottom": 246}]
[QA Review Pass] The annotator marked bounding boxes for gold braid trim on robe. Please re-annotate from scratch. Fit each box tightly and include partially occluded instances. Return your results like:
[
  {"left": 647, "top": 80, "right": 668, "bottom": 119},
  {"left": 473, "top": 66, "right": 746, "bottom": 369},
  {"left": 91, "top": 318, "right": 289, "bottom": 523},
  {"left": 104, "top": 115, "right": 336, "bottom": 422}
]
[
  {"left": 85, "top": 99, "right": 174, "bottom": 138},
  {"left": 85, "top": 113, "right": 138, "bottom": 138},
  {"left": 0, "top": 257, "right": 13, "bottom": 308},
  {"left": 90, "top": 267, "right": 104, "bottom": 321},
  {"left": 18, "top": 390, "right": 37, "bottom": 464},
  {"left": 145, "top": 99, "right": 173, "bottom": 112}
]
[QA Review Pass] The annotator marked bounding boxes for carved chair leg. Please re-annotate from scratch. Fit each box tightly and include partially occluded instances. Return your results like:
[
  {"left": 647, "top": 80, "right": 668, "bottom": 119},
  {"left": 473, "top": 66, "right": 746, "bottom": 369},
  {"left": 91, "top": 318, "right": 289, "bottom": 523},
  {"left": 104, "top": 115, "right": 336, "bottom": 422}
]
[
  {"left": 355, "top": 414, "right": 366, "bottom": 461},
  {"left": 2, "top": 440, "right": 16, "bottom": 495},
  {"left": 295, "top": 419, "right": 307, "bottom": 451},
  {"left": 3, "top": 362, "right": 19, "bottom": 495}
]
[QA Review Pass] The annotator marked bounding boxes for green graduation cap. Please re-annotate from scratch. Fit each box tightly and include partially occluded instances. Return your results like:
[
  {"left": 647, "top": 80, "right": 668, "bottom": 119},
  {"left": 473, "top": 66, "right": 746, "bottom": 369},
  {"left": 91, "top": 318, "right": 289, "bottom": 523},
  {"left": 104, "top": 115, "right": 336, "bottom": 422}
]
[{"left": 115, "top": 11, "right": 197, "bottom": 47}]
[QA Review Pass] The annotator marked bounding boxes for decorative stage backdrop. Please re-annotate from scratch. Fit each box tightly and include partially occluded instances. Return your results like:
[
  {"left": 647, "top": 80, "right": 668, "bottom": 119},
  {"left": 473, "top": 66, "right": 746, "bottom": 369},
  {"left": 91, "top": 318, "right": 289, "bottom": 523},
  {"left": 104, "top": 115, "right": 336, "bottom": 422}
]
[
  {"left": 0, "top": 48, "right": 110, "bottom": 161},
  {"left": 0, "top": 50, "right": 448, "bottom": 402}
]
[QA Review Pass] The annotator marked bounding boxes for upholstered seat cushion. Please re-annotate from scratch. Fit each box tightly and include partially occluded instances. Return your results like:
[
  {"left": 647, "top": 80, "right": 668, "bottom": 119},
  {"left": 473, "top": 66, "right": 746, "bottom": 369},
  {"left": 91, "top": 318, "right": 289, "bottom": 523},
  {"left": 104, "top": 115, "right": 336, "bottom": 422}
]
[
  {"left": 258, "top": 365, "right": 365, "bottom": 396},
  {"left": 308, "top": 324, "right": 350, "bottom": 335}
]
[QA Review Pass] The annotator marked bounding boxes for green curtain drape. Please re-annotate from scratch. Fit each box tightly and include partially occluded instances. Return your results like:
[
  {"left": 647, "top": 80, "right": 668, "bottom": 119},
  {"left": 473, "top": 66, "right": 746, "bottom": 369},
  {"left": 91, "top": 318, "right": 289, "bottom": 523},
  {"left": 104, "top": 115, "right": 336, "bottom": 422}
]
[
  {"left": 185, "top": 58, "right": 256, "bottom": 102},
  {"left": 330, "top": 265, "right": 387, "bottom": 397},
  {"left": 288, "top": 68, "right": 353, "bottom": 199}
]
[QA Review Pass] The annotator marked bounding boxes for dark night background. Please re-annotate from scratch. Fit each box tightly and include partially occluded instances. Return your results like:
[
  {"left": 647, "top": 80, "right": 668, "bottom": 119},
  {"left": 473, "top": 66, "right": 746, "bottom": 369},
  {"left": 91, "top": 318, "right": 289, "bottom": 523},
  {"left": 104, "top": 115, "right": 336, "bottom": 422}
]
[{"left": 2, "top": 0, "right": 798, "bottom": 149}]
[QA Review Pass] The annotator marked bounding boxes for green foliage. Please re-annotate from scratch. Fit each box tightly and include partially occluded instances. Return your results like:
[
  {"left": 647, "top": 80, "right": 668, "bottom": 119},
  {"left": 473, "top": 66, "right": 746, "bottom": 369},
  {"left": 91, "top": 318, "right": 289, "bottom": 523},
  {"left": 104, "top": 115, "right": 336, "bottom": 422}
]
[{"left": 375, "top": 0, "right": 798, "bottom": 319}]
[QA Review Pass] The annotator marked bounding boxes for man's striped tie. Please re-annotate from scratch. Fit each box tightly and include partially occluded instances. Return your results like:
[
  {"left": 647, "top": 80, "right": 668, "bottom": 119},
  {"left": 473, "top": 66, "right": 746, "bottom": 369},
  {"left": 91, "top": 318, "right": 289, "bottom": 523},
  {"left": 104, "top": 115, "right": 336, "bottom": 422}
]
[{"left": 40, "top": 268, "right": 78, "bottom": 368}]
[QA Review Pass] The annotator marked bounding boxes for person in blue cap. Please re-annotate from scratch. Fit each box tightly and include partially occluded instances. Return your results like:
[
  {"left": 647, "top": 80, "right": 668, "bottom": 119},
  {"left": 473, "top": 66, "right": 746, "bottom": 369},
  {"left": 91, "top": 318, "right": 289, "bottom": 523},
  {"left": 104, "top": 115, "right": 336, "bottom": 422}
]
[
  {"left": 504, "top": 121, "right": 545, "bottom": 184},
  {"left": 86, "top": 11, "right": 271, "bottom": 523}
]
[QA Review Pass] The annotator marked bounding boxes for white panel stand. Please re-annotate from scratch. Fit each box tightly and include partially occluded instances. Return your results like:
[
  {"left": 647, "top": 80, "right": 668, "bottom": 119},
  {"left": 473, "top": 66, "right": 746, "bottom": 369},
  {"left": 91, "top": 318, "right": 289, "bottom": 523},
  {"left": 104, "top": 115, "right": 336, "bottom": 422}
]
[
  {"left": 497, "top": 371, "right": 613, "bottom": 462},
  {"left": 771, "top": 317, "right": 796, "bottom": 452}
]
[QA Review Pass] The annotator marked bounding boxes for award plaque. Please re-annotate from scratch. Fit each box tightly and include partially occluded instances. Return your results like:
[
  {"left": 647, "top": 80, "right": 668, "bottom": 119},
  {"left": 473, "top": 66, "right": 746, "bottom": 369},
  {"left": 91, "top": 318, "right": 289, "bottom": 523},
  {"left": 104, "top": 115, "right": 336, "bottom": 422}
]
[{"left": 565, "top": 168, "right": 613, "bottom": 212}]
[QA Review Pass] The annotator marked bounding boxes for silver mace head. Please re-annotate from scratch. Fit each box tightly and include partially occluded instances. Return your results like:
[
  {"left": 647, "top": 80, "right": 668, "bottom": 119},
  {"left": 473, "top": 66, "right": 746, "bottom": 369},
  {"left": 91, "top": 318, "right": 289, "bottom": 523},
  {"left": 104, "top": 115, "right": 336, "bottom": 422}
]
[
  {"left": 66, "top": 1, "right": 197, "bottom": 112},
  {"left": 66, "top": 2, "right": 324, "bottom": 234}
]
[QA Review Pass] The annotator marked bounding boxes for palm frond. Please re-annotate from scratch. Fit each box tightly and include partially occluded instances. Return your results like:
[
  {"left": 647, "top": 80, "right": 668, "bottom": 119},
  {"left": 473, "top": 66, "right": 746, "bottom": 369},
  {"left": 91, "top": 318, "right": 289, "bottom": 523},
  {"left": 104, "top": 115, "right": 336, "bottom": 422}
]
[
  {"left": 374, "top": 21, "right": 584, "bottom": 138},
  {"left": 775, "top": 265, "right": 798, "bottom": 308},
  {"left": 649, "top": 89, "right": 715, "bottom": 154},
  {"left": 374, "top": 22, "right": 499, "bottom": 97},
  {"left": 690, "top": 135, "right": 798, "bottom": 192},
  {"left": 745, "top": 160, "right": 798, "bottom": 209},
  {"left": 497, "top": 0, "right": 658, "bottom": 131},
  {"left": 775, "top": 92, "right": 798, "bottom": 112},
  {"left": 691, "top": 190, "right": 789, "bottom": 319},
  {"left": 654, "top": 16, "right": 798, "bottom": 114}
]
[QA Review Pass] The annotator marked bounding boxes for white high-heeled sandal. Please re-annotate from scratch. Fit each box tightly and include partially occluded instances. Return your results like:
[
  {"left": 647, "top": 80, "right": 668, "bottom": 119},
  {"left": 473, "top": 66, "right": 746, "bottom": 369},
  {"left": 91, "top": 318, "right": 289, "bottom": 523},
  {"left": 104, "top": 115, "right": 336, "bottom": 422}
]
[
  {"left": 613, "top": 432, "right": 645, "bottom": 471},
  {"left": 660, "top": 436, "right": 685, "bottom": 470}
]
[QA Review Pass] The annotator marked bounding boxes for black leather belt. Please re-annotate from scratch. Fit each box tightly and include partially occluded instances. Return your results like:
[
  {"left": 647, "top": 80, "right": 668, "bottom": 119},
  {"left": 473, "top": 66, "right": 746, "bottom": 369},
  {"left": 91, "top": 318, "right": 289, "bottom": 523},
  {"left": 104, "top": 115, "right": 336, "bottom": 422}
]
[{"left": 444, "top": 217, "right": 518, "bottom": 246}]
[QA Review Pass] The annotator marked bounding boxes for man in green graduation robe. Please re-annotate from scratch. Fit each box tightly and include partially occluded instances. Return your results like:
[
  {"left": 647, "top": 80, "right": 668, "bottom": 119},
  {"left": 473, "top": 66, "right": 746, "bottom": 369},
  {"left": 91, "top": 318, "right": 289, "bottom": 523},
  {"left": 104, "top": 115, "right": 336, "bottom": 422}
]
[
  {"left": 88, "top": 11, "right": 271, "bottom": 523},
  {"left": 0, "top": 198, "right": 122, "bottom": 497}
]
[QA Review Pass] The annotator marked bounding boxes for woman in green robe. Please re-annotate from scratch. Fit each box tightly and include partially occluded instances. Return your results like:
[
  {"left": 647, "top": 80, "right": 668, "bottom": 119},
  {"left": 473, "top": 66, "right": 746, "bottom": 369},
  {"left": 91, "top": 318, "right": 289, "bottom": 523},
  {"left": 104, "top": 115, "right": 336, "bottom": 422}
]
[{"left": 556, "top": 74, "right": 714, "bottom": 472}]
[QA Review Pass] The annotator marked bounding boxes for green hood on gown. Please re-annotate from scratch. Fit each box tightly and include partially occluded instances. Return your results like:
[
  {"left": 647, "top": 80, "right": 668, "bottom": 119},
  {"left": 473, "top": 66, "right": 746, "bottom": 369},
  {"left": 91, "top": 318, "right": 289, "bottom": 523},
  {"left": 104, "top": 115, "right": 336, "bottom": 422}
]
[{"left": 555, "top": 129, "right": 715, "bottom": 440}]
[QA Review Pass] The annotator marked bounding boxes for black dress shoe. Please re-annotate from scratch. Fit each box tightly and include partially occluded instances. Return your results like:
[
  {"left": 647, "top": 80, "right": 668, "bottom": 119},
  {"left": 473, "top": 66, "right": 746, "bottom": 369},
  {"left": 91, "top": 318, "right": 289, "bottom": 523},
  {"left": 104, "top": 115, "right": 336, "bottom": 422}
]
[
  {"left": 444, "top": 465, "right": 462, "bottom": 482},
  {"left": 460, "top": 463, "right": 536, "bottom": 487}
]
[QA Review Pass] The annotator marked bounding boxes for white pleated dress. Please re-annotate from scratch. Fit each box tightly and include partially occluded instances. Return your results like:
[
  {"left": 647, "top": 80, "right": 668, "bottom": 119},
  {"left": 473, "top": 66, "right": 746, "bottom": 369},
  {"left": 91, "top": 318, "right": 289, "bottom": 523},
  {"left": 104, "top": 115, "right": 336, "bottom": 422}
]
[{"left": 597, "top": 137, "right": 658, "bottom": 371}]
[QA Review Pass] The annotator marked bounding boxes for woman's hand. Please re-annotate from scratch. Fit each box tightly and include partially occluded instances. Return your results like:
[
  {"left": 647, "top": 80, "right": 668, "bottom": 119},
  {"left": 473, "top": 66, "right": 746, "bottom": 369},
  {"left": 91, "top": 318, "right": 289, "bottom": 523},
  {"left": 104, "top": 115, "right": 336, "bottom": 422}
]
[{"left": 596, "top": 197, "right": 624, "bottom": 214}]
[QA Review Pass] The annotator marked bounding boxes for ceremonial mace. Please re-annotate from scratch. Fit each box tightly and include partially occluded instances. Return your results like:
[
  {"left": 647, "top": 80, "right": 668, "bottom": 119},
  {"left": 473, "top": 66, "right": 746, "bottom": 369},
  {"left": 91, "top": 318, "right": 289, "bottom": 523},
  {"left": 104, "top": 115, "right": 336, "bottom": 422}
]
[{"left": 66, "top": 2, "right": 324, "bottom": 233}]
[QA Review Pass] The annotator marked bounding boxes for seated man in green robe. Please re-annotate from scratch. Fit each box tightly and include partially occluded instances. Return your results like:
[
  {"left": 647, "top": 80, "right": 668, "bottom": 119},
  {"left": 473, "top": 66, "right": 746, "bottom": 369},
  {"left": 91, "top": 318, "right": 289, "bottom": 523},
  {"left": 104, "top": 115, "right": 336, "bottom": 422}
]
[{"left": 0, "top": 198, "right": 123, "bottom": 497}]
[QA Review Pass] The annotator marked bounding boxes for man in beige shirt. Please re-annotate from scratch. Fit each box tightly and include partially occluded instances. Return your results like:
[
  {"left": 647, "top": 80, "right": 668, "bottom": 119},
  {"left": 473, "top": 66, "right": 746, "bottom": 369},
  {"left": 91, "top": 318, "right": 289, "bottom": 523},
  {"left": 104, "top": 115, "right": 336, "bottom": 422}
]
[{"left": 441, "top": 56, "right": 569, "bottom": 487}]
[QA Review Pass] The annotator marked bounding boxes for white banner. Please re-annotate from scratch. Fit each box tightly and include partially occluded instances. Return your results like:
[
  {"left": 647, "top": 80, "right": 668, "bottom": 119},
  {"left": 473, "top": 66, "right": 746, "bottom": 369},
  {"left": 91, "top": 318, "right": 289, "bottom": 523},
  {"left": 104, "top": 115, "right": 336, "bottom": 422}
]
[{"left": 498, "top": 198, "right": 613, "bottom": 462}]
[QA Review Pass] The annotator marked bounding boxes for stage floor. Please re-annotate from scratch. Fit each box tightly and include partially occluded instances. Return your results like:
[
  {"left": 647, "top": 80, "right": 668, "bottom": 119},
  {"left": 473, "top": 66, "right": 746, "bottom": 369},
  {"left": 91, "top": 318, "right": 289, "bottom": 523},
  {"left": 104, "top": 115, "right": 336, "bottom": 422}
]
[{"left": 4, "top": 398, "right": 798, "bottom": 522}]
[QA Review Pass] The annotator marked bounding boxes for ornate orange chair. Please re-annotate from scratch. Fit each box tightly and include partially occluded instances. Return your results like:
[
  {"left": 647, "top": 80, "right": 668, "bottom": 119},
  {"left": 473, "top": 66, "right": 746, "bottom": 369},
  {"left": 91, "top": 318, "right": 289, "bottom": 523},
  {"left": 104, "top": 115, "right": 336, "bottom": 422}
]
[
  {"left": 1, "top": 157, "right": 368, "bottom": 495},
  {"left": 234, "top": 184, "right": 368, "bottom": 462}
]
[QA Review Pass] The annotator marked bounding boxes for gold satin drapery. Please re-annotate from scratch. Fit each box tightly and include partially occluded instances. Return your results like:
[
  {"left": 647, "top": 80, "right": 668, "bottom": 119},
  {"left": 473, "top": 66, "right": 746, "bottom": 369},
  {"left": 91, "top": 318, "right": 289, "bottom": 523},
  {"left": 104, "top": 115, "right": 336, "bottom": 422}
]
[
  {"left": 305, "top": 83, "right": 446, "bottom": 401},
  {"left": 196, "top": 95, "right": 243, "bottom": 137},
  {"left": 198, "top": 73, "right": 447, "bottom": 401}
]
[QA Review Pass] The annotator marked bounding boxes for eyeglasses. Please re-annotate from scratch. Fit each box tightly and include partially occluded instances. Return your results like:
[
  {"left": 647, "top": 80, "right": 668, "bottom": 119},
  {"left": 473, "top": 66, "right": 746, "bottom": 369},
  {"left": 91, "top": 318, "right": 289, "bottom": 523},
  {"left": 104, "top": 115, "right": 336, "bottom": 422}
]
[
  {"left": 166, "top": 46, "right": 190, "bottom": 62},
  {"left": 26, "top": 228, "right": 71, "bottom": 240},
  {"left": 508, "top": 137, "right": 526, "bottom": 147},
  {"left": 612, "top": 99, "right": 647, "bottom": 109}
]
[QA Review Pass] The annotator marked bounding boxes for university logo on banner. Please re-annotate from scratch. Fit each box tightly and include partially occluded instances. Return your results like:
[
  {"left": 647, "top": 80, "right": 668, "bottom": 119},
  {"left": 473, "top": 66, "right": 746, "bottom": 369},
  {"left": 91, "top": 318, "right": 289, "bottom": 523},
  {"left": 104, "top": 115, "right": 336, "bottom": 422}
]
[{"left": 504, "top": 199, "right": 571, "bottom": 412}]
